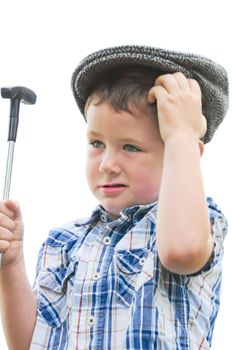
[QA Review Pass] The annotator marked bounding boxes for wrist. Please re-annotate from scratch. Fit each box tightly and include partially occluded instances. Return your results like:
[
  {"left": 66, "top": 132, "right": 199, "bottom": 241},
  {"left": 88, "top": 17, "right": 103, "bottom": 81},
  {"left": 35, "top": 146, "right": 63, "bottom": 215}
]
[
  {"left": 162, "top": 132, "right": 204, "bottom": 163},
  {"left": 163, "top": 130, "right": 200, "bottom": 144},
  {"left": 0, "top": 246, "right": 24, "bottom": 273}
]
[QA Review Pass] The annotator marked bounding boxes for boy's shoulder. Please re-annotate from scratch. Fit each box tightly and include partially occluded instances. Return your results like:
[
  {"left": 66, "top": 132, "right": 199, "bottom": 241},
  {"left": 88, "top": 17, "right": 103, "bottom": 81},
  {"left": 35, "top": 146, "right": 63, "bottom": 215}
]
[{"left": 36, "top": 217, "right": 95, "bottom": 271}]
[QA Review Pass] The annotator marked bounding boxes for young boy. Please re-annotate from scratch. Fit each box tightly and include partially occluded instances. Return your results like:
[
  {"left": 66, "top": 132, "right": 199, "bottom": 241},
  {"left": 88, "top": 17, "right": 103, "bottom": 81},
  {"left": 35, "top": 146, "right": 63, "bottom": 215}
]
[{"left": 0, "top": 46, "right": 229, "bottom": 349}]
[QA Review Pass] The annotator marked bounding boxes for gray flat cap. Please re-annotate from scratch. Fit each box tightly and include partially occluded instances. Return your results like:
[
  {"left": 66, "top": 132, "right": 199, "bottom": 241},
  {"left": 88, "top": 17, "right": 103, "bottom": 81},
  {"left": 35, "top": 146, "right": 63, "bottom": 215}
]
[{"left": 71, "top": 45, "right": 229, "bottom": 143}]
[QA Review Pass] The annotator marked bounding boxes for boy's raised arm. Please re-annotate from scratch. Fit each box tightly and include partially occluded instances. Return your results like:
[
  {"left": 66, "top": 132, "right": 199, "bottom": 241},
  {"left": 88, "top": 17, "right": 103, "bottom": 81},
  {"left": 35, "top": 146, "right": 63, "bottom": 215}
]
[
  {"left": 0, "top": 200, "right": 37, "bottom": 350},
  {"left": 148, "top": 72, "right": 214, "bottom": 275}
]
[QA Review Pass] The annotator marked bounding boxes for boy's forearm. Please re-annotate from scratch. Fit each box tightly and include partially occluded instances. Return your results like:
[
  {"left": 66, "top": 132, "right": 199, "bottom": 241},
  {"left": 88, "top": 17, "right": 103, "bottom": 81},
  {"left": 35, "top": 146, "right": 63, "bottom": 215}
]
[
  {"left": 0, "top": 258, "right": 37, "bottom": 350},
  {"left": 156, "top": 134, "right": 213, "bottom": 274}
]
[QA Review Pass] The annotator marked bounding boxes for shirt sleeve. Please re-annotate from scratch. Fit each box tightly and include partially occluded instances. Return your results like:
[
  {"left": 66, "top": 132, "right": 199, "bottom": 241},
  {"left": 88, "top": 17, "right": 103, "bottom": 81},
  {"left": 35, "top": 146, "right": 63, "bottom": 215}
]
[
  {"left": 184, "top": 197, "right": 228, "bottom": 346},
  {"left": 205, "top": 197, "right": 227, "bottom": 270}
]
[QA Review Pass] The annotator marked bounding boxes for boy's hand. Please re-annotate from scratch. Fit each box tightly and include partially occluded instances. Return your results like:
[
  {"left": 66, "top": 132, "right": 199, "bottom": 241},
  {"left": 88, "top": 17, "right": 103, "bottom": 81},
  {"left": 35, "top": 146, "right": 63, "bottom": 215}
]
[
  {"left": 147, "top": 72, "right": 207, "bottom": 142},
  {"left": 0, "top": 200, "right": 24, "bottom": 267}
]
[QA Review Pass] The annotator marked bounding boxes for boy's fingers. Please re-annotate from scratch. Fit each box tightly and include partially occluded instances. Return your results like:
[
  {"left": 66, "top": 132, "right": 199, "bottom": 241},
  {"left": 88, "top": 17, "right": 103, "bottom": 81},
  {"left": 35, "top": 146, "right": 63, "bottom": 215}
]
[
  {"left": 0, "top": 201, "right": 14, "bottom": 220},
  {"left": 148, "top": 73, "right": 188, "bottom": 102},
  {"left": 0, "top": 213, "right": 15, "bottom": 231},
  {"left": 5, "top": 199, "right": 21, "bottom": 219},
  {"left": 154, "top": 73, "right": 179, "bottom": 93},
  {"left": 188, "top": 78, "right": 202, "bottom": 95},
  {"left": 172, "top": 72, "right": 190, "bottom": 90},
  {"left": 200, "top": 115, "right": 207, "bottom": 138},
  {"left": 0, "top": 227, "right": 14, "bottom": 241},
  {"left": 1, "top": 200, "right": 22, "bottom": 220},
  {"left": 147, "top": 87, "right": 156, "bottom": 103},
  {"left": 0, "top": 240, "right": 10, "bottom": 252},
  {"left": 154, "top": 73, "right": 201, "bottom": 94},
  {"left": 147, "top": 85, "right": 168, "bottom": 104}
]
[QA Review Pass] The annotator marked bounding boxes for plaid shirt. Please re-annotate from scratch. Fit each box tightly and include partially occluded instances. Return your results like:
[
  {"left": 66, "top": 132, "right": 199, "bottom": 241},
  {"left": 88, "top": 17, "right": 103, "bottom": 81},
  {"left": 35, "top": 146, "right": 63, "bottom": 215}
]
[{"left": 30, "top": 197, "right": 227, "bottom": 349}]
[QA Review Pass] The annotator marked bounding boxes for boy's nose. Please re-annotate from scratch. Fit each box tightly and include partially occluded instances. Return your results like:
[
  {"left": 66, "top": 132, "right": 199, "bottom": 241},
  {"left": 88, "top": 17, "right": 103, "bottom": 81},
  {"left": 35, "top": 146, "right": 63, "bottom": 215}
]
[{"left": 99, "top": 152, "right": 121, "bottom": 174}]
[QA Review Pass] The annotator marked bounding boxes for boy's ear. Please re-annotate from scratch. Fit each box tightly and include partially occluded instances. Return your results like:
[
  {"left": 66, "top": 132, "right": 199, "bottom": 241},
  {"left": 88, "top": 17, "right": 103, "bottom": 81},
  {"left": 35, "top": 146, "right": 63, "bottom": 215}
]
[{"left": 198, "top": 140, "right": 205, "bottom": 157}]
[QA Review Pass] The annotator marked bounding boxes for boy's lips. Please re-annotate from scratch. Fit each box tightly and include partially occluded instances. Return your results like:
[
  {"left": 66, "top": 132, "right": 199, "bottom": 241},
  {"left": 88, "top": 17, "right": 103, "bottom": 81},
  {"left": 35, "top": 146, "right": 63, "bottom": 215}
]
[{"left": 98, "top": 183, "right": 128, "bottom": 194}]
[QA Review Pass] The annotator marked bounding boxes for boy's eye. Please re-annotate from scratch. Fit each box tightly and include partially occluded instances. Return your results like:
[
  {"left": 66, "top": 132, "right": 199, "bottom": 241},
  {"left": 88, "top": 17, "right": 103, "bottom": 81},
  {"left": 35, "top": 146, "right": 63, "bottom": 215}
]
[
  {"left": 90, "top": 140, "right": 105, "bottom": 149},
  {"left": 123, "top": 144, "right": 141, "bottom": 152}
]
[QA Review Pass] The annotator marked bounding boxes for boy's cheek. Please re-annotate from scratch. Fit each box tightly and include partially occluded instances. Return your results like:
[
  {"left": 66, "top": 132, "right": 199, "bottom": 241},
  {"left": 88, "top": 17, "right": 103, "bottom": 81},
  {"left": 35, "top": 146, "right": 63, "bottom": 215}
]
[
  {"left": 136, "top": 180, "right": 160, "bottom": 201},
  {"left": 85, "top": 156, "right": 97, "bottom": 174},
  {"left": 85, "top": 163, "right": 96, "bottom": 188}
]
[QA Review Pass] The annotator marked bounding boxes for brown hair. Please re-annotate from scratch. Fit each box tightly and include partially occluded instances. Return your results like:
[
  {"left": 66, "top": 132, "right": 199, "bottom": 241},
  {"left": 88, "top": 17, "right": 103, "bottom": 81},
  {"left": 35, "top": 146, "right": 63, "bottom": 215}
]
[{"left": 84, "top": 65, "right": 158, "bottom": 120}]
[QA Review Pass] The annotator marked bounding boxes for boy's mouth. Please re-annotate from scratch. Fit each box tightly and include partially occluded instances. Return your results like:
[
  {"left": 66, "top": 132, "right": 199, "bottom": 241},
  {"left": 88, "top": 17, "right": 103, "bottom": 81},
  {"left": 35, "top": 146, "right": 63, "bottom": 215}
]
[
  {"left": 99, "top": 183, "right": 128, "bottom": 194},
  {"left": 101, "top": 184, "right": 127, "bottom": 187}
]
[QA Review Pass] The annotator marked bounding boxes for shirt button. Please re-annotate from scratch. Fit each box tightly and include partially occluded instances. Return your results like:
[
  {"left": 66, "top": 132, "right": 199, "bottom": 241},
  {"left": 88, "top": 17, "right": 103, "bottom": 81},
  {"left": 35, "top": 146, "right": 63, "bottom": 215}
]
[
  {"left": 88, "top": 315, "right": 95, "bottom": 326},
  {"left": 100, "top": 214, "right": 107, "bottom": 223},
  {"left": 103, "top": 236, "right": 111, "bottom": 245},
  {"left": 139, "top": 257, "right": 146, "bottom": 266},
  {"left": 92, "top": 272, "right": 100, "bottom": 280}
]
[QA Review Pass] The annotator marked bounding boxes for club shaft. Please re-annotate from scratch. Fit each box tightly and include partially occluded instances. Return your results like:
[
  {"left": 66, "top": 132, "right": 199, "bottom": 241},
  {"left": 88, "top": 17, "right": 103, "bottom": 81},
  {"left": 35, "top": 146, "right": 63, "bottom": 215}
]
[
  {"left": 3, "top": 141, "right": 15, "bottom": 200},
  {"left": 0, "top": 141, "right": 15, "bottom": 266}
]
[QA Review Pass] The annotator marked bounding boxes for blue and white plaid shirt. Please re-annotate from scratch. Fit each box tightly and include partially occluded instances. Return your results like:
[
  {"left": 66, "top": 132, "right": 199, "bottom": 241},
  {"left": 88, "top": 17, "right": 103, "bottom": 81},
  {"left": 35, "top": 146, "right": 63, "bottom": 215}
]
[{"left": 30, "top": 197, "right": 227, "bottom": 349}]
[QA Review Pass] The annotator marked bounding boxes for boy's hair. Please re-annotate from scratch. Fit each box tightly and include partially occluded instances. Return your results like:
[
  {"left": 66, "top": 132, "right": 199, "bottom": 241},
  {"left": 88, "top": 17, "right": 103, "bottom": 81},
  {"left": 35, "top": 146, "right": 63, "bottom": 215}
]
[{"left": 84, "top": 65, "right": 158, "bottom": 121}]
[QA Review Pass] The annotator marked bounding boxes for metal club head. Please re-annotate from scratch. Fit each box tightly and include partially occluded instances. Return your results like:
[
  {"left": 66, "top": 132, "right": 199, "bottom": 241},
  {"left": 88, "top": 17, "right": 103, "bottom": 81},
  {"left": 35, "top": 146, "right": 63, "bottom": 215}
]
[
  {"left": 1, "top": 86, "right": 37, "bottom": 105},
  {"left": 1, "top": 86, "right": 37, "bottom": 141}
]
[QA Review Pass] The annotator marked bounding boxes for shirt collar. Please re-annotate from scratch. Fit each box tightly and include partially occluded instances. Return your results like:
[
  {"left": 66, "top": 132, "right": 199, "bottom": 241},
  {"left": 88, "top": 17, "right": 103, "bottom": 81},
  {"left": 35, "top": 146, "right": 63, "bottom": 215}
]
[
  {"left": 120, "top": 202, "right": 158, "bottom": 225},
  {"left": 77, "top": 201, "right": 158, "bottom": 226}
]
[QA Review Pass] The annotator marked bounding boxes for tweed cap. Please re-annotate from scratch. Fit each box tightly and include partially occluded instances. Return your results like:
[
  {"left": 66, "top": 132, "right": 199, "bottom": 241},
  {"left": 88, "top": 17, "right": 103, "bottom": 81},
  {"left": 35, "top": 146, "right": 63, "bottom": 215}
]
[{"left": 71, "top": 45, "right": 229, "bottom": 143}]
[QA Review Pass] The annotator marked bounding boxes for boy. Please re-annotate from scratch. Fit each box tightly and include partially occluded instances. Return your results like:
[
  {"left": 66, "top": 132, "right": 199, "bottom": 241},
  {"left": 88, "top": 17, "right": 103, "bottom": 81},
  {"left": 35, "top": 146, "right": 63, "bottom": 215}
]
[{"left": 0, "top": 46, "right": 229, "bottom": 349}]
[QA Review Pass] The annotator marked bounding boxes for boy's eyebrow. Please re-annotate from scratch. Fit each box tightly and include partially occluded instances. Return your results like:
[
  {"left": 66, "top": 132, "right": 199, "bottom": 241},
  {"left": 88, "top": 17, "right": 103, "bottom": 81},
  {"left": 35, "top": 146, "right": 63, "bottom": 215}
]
[
  {"left": 86, "top": 130, "right": 102, "bottom": 137},
  {"left": 87, "top": 130, "right": 143, "bottom": 144},
  {"left": 119, "top": 137, "right": 143, "bottom": 144}
]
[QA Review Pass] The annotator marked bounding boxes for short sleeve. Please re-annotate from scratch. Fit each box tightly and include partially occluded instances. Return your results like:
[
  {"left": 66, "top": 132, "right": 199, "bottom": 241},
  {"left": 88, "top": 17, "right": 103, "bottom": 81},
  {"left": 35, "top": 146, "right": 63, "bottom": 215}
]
[{"left": 209, "top": 197, "right": 227, "bottom": 263}]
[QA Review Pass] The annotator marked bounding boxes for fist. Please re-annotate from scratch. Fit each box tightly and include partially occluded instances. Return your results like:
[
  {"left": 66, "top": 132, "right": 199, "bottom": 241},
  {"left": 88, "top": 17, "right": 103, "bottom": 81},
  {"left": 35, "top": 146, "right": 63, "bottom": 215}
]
[
  {"left": 147, "top": 72, "right": 207, "bottom": 142},
  {"left": 0, "top": 200, "right": 24, "bottom": 266}
]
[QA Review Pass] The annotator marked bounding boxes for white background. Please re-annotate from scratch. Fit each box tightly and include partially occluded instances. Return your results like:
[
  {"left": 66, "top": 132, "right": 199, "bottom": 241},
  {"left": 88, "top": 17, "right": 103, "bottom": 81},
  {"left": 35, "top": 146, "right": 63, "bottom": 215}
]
[{"left": 0, "top": 1, "right": 231, "bottom": 348}]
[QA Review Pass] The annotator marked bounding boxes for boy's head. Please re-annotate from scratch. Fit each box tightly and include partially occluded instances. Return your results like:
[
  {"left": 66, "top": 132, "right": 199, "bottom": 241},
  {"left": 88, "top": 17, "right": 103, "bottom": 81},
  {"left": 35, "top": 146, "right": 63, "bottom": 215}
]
[
  {"left": 84, "top": 65, "right": 164, "bottom": 217},
  {"left": 71, "top": 45, "right": 229, "bottom": 216},
  {"left": 72, "top": 45, "right": 229, "bottom": 143}
]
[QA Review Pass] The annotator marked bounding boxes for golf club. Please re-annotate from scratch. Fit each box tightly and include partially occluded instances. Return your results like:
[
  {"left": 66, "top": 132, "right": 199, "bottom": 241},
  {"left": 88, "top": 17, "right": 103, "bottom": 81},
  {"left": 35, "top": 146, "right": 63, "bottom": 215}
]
[{"left": 0, "top": 86, "right": 36, "bottom": 266}]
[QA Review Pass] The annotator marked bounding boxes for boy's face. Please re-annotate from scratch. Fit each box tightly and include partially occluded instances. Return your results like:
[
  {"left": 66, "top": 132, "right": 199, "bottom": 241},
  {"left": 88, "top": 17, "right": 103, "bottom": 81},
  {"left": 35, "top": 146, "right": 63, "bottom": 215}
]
[{"left": 85, "top": 101, "right": 164, "bottom": 217}]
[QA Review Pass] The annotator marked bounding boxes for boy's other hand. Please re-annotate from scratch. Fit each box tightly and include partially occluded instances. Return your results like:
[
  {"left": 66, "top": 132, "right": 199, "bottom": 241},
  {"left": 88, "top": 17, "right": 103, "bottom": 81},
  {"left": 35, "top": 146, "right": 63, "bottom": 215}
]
[
  {"left": 0, "top": 200, "right": 24, "bottom": 267},
  {"left": 147, "top": 72, "right": 207, "bottom": 142}
]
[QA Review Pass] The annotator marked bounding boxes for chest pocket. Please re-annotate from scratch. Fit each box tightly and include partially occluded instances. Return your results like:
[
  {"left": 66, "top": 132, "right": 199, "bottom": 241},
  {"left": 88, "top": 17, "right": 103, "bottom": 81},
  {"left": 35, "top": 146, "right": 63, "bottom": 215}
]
[
  {"left": 116, "top": 248, "right": 154, "bottom": 306},
  {"left": 37, "top": 261, "right": 76, "bottom": 328}
]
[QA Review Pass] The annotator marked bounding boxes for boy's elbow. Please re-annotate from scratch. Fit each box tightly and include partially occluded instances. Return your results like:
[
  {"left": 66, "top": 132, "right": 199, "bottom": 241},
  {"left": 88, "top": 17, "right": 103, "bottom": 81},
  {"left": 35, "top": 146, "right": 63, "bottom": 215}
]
[{"left": 158, "top": 235, "right": 214, "bottom": 275}]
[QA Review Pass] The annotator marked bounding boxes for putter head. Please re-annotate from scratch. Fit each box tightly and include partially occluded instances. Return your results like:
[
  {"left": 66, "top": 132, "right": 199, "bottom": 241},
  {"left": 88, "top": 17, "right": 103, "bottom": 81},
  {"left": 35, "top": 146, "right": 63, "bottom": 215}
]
[
  {"left": 1, "top": 85, "right": 37, "bottom": 141},
  {"left": 1, "top": 86, "right": 36, "bottom": 105}
]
